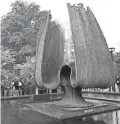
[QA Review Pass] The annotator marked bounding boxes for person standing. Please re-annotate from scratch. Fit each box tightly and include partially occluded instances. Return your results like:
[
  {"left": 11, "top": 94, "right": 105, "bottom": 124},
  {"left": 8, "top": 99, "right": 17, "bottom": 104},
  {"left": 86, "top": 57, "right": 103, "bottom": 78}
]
[
  {"left": 1, "top": 83, "right": 4, "bottom": 97},
  {"left": 13, "top": 78, "right": 19, "bottom": 96},
  {"left": 116, "top": 76, "right": 120, "bottom": 92},
  {"left": 21, "top": 79, "right": 25, "bottom": 95},
  {"left": 18, "top": 80, "right": 23, "bottom": 96},
  {"left": 24, "top": 78, "right": 29, "bottom": 95},
  {"left": 3, "top": 79, "right": 11, "bottom": 97},
  {"left": 28, "top": 76, "right": 36, "bottom": 95},
  {"left": 11, "top": 80, "right": 15, "bottom": 96}
]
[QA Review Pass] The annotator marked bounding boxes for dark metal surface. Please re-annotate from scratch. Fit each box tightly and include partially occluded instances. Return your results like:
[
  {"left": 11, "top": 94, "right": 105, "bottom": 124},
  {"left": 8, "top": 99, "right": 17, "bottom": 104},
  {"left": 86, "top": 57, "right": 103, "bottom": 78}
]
[{"left": 53, "top": 85, "right": 93, "bottom": 108}]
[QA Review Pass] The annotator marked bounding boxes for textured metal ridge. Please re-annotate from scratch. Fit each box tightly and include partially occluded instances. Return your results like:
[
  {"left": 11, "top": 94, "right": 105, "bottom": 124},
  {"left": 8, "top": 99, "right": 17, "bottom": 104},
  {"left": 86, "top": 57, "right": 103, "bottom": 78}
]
[
  {"left": 35, "top": 11, "right": 64, "bottom": 89},
  {"left": 67, "top": 3, "right": 114, "bottom": 88}
]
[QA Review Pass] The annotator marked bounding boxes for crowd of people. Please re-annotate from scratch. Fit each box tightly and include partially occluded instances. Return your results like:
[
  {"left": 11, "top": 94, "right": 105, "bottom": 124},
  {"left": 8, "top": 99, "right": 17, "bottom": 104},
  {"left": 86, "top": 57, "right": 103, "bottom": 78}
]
[
  {"left": 1, "top": 76, "right": 36, "bottom": 97},
  {"left": 1, "top": 75, "right": 120, "bottom": 97}
]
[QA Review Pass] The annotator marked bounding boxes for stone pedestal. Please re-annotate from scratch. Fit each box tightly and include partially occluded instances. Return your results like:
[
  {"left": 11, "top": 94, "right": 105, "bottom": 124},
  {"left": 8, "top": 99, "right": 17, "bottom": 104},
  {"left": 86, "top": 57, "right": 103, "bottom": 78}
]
[{"left": 23, "top": 99, "right": 120, "bottom": 120}]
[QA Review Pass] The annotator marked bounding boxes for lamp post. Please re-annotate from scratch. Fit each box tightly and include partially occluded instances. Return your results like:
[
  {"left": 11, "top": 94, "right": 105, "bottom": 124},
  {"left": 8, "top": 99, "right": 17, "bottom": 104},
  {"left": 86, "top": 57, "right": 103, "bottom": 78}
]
[
  {"left": 109, "top": 47, "right": 115, "bottom": 92},
  {"left": 109, "top": 47, "right": 115, "bottom": 60}
]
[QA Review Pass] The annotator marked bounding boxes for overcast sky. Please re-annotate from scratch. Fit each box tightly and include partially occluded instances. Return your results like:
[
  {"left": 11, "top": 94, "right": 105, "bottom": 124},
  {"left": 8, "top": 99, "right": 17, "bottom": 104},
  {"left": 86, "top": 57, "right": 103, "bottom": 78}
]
[{"left": 0, "top": 0, "right": 120, "bottom": 52}]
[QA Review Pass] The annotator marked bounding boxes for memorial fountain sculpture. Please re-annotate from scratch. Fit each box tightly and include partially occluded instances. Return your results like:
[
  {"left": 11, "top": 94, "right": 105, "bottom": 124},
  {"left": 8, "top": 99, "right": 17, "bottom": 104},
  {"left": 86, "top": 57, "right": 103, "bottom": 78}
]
[{"left": 35, "top": 4, "right": 115, "bottom": 109}]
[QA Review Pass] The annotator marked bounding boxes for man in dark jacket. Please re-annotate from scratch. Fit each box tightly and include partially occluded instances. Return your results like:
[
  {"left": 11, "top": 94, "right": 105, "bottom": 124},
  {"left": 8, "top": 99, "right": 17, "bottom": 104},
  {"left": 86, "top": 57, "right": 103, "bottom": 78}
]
[
  {"left": 28, "top": 76, "right": 36, "bottom": 95},
  {"left": 1, "top": 84, "right": 4, "bottom": 97},
  {"left": 13, "top": 78, "right": 19, "bottom": 96}
]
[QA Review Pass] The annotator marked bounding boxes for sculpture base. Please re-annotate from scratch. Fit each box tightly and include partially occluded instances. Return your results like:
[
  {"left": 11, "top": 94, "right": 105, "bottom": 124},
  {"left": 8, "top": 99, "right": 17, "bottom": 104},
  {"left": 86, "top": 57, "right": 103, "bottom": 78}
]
[
  {"left": 23, "top": 99, "right": 120, "bottom": 119},
  {"left": 51, "top": 97, "right": 93, "bottom": 108}
]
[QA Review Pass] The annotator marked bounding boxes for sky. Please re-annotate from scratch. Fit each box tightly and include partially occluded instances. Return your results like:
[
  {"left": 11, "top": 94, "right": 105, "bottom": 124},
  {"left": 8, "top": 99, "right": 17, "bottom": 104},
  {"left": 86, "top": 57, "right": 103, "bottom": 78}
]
[{"left": 0, "top": 0, "right": 120, "bottom": 52}]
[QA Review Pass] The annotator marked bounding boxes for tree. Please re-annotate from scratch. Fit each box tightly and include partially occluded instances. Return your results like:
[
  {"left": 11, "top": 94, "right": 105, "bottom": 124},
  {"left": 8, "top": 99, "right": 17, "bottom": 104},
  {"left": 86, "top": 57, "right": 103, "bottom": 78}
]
[
  {"left": 1, "top": 47, "right": 15, "bottom": 80},
  {"left": 1, "top": 0, "right": 42, "bottom": 84},
  {"left": 1, "top": 0, "right": 67, "bottom": 94},
  {"left": 1, "top": 0, "right": 41, "bottom": 56},
  {"left": 64, "top": 38, "right": 75, "bottom": 64}
]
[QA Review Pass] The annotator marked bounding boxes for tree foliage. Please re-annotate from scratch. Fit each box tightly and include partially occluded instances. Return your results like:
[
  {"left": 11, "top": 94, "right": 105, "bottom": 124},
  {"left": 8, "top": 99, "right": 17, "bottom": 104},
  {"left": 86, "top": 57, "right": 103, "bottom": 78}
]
[
  {"left": 64, "top": 38, "right": 75, "bottom": 64},
  {"left": 1, "top": 0, "right": 42, "bottom": 82},
  {"left": 1, "top": 0, "right": 41, "bottom": 54}
]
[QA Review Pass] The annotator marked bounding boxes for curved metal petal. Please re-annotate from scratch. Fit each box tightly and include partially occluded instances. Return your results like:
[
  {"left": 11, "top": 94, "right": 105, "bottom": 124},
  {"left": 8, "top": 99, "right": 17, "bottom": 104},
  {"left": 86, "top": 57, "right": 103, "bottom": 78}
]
[
  {"left": 67, "top": 4, "right": 114, "bottom": 88},
  {"left": 35, "top": 11, "right": 64, "bottom": 89},
  {"left": 86, "top": 7, "right": 114, "bottom": 88}
]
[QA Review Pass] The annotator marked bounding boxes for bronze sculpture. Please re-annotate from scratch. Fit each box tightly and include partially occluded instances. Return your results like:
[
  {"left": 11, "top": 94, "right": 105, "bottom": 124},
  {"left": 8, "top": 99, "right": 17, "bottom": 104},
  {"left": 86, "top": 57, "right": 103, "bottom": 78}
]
[{"left": 35, "top": 4, "right": 115, "bottom": 108}]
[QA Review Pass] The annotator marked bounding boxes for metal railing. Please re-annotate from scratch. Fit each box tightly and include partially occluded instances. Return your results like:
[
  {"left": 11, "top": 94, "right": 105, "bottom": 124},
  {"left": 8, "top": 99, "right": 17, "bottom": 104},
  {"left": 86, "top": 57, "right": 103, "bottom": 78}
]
[
  {"left": 1, "top": 91, "right": 120, "bottom": 103},
  {"left": 82, "top": 91, "right": 120, "bottom": 96}
]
